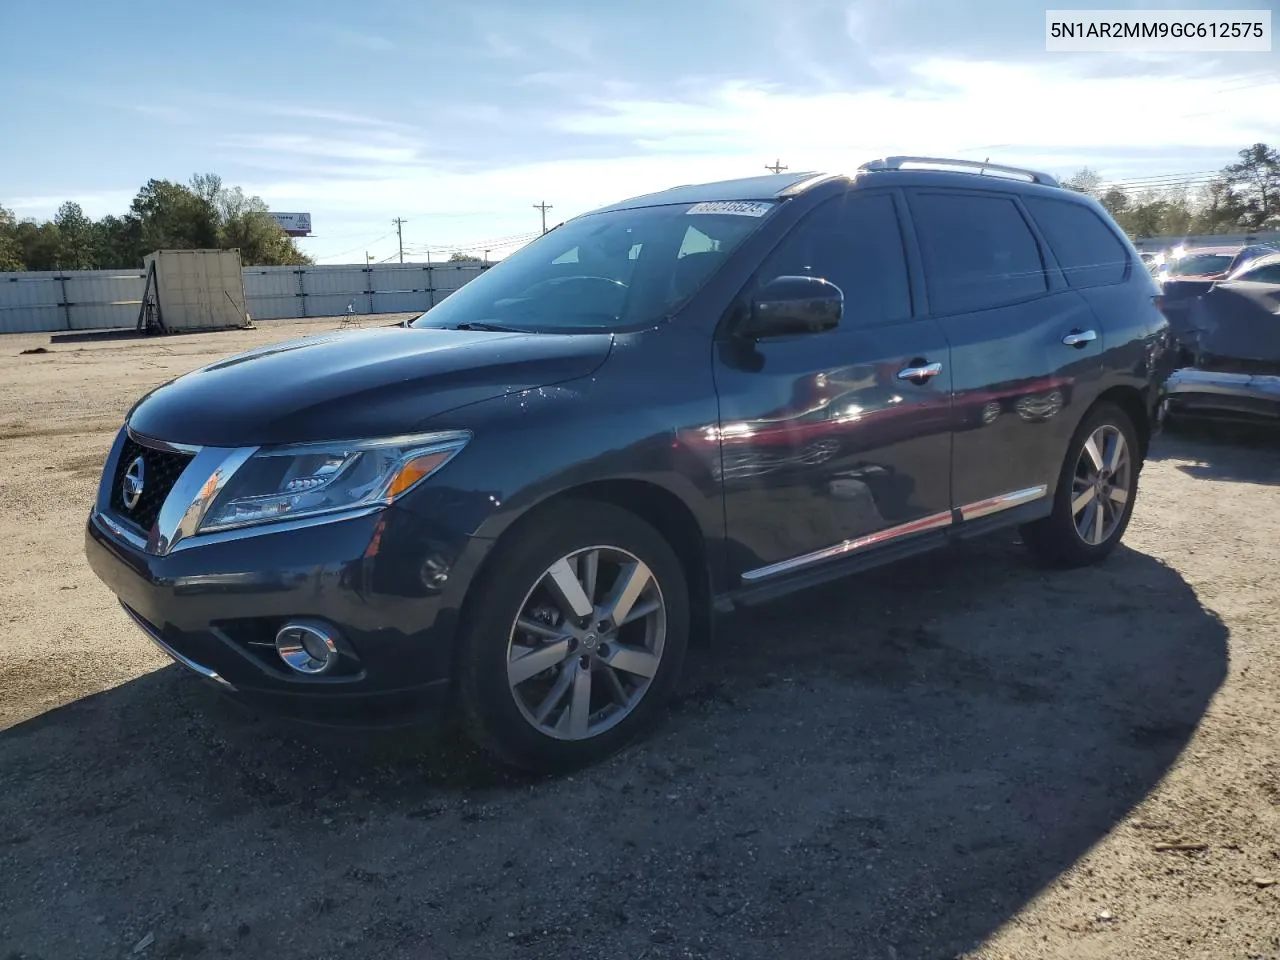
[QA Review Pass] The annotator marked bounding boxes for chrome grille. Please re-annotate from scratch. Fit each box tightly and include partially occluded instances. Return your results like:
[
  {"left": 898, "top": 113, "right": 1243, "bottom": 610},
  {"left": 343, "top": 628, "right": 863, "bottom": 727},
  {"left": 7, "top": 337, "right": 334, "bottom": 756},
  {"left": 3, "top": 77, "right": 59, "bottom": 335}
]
[{"left": 110, "top": 435, "right": 194, "bottom": 534}]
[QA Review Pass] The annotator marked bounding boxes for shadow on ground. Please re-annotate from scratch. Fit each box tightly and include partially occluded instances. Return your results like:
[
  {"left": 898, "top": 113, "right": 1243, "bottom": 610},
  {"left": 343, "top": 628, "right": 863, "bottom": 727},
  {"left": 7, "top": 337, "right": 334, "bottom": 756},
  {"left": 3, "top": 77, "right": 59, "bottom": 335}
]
[
  {"left": 1151, "top": 424, "right": 1280, "bottom": 486},
  {"left": 0, "top": 537, "right": 1227, "bottom": 960}
]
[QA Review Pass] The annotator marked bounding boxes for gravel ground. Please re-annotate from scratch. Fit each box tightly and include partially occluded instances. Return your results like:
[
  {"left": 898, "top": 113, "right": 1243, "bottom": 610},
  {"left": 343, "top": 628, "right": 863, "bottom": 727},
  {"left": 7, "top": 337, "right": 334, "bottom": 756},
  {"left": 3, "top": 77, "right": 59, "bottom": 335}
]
[{"left": 1, "top": 317, "right": 1277, "bottom": 960}]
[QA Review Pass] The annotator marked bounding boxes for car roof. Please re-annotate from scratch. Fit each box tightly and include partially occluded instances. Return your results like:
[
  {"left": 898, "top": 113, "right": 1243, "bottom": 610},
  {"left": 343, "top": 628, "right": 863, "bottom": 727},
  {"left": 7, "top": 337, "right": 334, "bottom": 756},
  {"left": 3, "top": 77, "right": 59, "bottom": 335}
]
[
  {"left": 585, "top": 171, "right": 834, "bottom": 215},
  {"left": 1177, "top": 246, "right": 1242, "bottom": 256},
  {"left": 1233, "top": 251, "right": 1280, "bottom": 273},
  {"left": 582, "top": 161, "right": 1082, "bottom": 217}
]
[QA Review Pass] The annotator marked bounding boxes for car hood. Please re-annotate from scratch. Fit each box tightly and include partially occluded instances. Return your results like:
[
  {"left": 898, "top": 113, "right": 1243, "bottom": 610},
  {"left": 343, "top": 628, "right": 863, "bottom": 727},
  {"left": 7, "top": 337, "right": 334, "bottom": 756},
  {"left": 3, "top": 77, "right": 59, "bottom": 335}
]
[{"left": 126, "top": 326, "right": 614, "bottom": 447}]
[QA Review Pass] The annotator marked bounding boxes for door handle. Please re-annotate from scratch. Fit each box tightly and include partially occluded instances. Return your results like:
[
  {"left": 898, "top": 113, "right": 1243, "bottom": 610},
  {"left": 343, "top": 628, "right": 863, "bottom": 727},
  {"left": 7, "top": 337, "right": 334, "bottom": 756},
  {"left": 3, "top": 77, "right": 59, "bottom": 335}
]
[
  {"left": 1062, "top": 329, "right": 1097, "bottom": 347},
  {"left": 896, "top": 361, "right": 943, "bottom": 382}
]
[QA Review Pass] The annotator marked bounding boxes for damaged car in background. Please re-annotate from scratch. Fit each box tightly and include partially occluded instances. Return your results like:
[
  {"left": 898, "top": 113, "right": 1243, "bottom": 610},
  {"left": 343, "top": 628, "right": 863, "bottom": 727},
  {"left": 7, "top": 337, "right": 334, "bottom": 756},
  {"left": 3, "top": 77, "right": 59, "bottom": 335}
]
[
  {"left": 1156, "top": 243, "right": 1279, "bottom": 357},
  {"left": 1162, "top": 251, "right": 1280, "bottom": 427}
]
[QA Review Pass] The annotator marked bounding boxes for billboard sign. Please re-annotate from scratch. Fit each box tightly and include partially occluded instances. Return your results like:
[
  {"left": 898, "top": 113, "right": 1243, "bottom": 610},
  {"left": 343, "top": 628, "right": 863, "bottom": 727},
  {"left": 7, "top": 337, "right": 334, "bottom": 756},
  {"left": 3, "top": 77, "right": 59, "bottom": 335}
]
[{"left": 270, "top": 212, "right": 312, "bottom": 237}]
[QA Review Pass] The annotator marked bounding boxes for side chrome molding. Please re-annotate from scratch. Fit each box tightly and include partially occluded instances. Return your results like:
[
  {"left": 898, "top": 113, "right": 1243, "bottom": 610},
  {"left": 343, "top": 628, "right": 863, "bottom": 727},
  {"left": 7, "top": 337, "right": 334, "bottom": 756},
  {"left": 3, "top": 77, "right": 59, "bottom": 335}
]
[
  {"left": 739, "top": 484, "right": 1050, "bottom": 583},
  {"left": 740, "top": 510, "right": 953, "bottom": 582},
  {"left": 957, "top": 484, "right": 1048, "bottom": 522}
]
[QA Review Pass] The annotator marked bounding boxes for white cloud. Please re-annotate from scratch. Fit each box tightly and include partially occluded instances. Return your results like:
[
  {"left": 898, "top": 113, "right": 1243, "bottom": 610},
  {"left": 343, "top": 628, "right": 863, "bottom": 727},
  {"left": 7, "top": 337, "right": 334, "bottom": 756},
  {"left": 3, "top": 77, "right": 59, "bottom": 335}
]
[
  {"left": 219, "top": 133, "right": 425, "bottom": 166},
  {"left": 247, "top": 56, "right": 1276, "bottom": 263},
  {"left": 17, "top": 54, "right": 1277, "bottom": 266},
  {"left": 250, "top": 104, "right": 414, "bottom": 131},
  {"left": 8, "top": 189, "right": 135, "bottom": 218},
  {"left": 554, "top": 59, "right": 1277, "bottom": 171}
]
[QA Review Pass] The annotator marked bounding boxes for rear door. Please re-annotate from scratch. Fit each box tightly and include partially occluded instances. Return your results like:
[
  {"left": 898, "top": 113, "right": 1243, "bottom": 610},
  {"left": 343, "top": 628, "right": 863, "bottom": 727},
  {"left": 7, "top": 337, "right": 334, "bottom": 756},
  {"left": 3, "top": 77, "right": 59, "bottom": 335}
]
[
  {"left": 713, "top": 189, "right": 954, "bottom": 581},
  {"left": 903, "top": 188, "right": 1104, "bottom": 521}
]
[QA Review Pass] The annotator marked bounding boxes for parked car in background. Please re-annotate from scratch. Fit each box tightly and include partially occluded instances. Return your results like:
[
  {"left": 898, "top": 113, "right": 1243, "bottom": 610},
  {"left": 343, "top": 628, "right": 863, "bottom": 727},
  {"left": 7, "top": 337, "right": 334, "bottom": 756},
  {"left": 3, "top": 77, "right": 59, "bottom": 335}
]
[
  {"left": 1224, "top": 250, "right": 1280, "bottom": 285},
  {"left": 1163, "top": 251, "right": 1280, "bottom": 426},
  {"left": 85, "top": 157, "right": 1170, "bottom": 773},
  {"left": 1158, "top": 244, "right": 1280, "bottom": 354}
]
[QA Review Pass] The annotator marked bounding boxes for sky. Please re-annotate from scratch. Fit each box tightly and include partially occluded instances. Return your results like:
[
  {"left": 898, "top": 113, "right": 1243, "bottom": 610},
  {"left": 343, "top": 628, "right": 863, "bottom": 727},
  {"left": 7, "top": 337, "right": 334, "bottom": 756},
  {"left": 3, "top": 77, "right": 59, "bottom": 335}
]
[{"left": 1, "top": 0, "right": 1277, "bottom": 264}]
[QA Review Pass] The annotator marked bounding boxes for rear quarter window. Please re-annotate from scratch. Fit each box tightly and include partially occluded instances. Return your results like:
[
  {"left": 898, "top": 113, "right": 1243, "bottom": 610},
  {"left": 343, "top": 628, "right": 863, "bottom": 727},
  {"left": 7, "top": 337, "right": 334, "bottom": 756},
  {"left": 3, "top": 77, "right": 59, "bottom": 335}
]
[{"left": 1023, "top": 197, "right": 1129, "bottom": 288}]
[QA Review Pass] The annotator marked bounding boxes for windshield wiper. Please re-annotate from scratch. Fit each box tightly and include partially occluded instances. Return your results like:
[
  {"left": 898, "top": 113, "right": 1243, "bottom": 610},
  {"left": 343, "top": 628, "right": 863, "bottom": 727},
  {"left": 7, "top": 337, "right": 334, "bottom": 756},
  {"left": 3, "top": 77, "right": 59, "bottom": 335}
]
[{"left": 452, "top": 321, "right": 525, "bottom": 333}]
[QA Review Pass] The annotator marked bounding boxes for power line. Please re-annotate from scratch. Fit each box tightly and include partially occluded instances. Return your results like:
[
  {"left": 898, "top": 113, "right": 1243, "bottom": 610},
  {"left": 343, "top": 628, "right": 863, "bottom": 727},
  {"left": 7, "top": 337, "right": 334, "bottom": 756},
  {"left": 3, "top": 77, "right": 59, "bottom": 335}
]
[
  {"left": 1109, "top": 170, "right": 1220, "bottom": 185},
  {"left": 404, "top": 230, "right": 540, "bottom": 257},
  {"left": 533, "top": 201, "right": 553, "bottom": 235},
  {"left": 318, "top": 231, "right": 396, "bottom": 261}
]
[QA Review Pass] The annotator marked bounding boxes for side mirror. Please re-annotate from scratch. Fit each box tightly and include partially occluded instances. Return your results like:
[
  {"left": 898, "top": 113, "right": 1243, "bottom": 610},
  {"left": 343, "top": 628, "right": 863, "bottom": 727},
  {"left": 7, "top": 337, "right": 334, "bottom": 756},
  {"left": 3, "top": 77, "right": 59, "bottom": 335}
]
[{"left": 739, "top": 275, "right": 843, "bottom": 340}]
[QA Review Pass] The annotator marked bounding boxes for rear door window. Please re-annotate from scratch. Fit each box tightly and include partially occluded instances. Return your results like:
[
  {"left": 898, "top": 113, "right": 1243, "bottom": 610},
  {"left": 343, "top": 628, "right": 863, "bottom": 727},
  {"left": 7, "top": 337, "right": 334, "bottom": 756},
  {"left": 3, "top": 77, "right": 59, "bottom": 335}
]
[
  {"left": 908, "top": 193, "right": 1048, "bottom": 314},
  {"left": 1023, "top": 196, "right": 1130, "bottom": 288}
]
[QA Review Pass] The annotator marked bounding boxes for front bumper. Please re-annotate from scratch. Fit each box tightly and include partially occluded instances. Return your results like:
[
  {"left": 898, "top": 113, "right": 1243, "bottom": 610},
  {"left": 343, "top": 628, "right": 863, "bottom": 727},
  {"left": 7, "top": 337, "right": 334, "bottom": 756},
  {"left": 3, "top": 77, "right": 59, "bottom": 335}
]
[
  {"left": 1162, "top": 368, "right": 1280, "bottom": 424},
  {"left": 85, "top": 505, "right": 494, "bottom": 728}
]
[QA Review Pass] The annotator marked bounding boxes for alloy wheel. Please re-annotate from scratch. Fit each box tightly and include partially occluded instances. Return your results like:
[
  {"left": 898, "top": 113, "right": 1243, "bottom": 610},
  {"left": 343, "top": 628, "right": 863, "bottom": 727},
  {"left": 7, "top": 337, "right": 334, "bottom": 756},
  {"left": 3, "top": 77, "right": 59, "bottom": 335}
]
[
  {"left": 505, "top": 545, "right": 667, "bottom": 740},
  {"left": 1070, "top": 423, "right": 1132, "bottom": 546}
]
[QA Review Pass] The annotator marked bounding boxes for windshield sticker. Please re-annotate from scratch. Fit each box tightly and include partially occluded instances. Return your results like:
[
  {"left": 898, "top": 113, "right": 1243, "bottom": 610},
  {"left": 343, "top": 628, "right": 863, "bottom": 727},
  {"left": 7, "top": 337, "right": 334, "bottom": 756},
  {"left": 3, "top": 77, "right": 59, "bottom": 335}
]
[{"left": 686, "top": 200, "right": 774, "bottom": 217}]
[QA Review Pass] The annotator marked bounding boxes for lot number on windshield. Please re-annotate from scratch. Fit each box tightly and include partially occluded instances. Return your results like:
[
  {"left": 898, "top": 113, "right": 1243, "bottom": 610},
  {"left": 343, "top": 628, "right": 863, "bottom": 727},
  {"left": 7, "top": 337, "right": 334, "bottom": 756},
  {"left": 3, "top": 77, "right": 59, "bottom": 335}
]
[{"left": 686, "top": 201, "right": 774, "bottom": 217}]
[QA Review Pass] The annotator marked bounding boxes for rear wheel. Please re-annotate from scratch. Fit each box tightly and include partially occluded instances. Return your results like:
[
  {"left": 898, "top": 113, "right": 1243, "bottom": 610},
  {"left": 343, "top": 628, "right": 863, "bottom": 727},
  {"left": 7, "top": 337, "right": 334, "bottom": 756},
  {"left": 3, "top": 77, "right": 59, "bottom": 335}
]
[
  {"left": 1021, "top": 401, "right": 1141, "bottom": 568},
  {"left": 455, "top": 501, "right": 689, "bottom": 773}
]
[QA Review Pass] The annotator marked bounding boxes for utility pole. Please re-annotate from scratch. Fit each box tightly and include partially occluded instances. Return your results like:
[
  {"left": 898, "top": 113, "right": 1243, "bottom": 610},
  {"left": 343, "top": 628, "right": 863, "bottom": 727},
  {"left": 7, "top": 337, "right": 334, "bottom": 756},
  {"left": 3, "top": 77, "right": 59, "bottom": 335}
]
[
  {"left": 533, "top": 201, "right": 553, "bottom": 235},
  {"left": 392, "top": 217, "right": 407, "bottom": 263},
  {"left": 765, "top": 159, "right": 788, "bottom": 174}
]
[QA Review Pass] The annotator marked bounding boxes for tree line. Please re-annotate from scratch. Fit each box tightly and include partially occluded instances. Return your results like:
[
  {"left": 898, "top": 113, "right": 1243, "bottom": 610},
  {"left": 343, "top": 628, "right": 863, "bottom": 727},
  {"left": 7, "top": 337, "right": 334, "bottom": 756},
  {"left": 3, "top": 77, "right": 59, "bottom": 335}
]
[
  {"left": 1063, "top": 142, "right": 1279, "bottom": 238},
  {"left": 3, "top": 144, "right": 1277, "bottom": 273},
  {"left": 0, "top": 173, "right": 311, "bottom": 272}
]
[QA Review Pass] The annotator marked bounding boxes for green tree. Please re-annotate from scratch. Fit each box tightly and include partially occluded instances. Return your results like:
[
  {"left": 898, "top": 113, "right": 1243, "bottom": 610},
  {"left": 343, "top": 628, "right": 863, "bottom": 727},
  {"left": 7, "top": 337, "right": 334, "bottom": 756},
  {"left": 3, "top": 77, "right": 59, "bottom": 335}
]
[
  {"left": 1062, "top": 167, "right": 1103, "bottom": 198},
  {"left": 216, "top": 185, "right": 310, "bottom": 266},
  {"left": 130, "top": 178, "right": 219, "bottom": 252},
  {"left": 93, "top": 214, "right": 144, "bottom": 269},
  {"left": 1190, "top": 181, "right": 1248, "bottom": 235},
  {"left": 0, "top": 205, "right": 23, "bottom": 271},
  {"left": 189, "top": 172, "right": 223, "bottom": 209},
  {"left": 54, "top": 201, "right": 96, "bottom": 269},
  {"left": 12, "top": 218, "right": 63, "bottom": 271},
  {"left": 1222, "top": 142, "right": 1280, "bottom": 230},
  {"left": 449, "top": 252, "right": 482, "bottom": 263},
  {"left": 1100, "top": 188, "right": 1130, "bottom": 217}
]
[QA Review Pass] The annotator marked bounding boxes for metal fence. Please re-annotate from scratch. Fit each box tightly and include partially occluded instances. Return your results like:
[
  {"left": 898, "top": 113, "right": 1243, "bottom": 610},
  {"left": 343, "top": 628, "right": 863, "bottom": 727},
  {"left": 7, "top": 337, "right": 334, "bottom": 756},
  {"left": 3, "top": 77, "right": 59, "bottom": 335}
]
[
  {"left": 0, "top": 262, "right": 489, "bottom": 334},
  {"left": 1132, "top": 231, "right": 1280, "bottom": 253}
]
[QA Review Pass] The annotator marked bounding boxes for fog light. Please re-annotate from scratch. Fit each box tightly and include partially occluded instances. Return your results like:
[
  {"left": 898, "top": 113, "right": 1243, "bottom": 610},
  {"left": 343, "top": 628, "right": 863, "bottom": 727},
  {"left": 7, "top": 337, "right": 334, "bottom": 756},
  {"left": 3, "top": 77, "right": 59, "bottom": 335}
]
[{"left": 275, "top": 621, "right": 340, "bottom": 675}]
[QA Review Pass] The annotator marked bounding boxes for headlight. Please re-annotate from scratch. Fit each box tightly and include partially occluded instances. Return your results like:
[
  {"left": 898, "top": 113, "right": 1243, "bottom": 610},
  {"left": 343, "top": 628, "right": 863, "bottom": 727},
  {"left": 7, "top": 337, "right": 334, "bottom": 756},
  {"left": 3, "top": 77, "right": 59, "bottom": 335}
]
[{"left": 198, "top": 431, "right": 470, "bottom": 533}]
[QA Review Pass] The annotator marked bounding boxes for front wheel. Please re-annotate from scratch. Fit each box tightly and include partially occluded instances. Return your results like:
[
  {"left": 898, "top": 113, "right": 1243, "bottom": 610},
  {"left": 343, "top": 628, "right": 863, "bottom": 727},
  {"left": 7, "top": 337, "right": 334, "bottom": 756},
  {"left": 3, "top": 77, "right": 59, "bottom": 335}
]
[
  {"left": 1021, "top": 401, "right": 1141, "bottom": 568},
  {"left": 455, "top": 501, "right": 689, "bottom": 773}
]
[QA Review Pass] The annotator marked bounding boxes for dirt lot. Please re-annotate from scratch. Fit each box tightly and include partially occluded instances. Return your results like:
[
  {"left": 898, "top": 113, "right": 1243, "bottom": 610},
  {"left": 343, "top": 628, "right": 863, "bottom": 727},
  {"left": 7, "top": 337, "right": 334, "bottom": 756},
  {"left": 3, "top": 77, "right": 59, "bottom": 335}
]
[{"left": 1, "top": 317, "right": 1277, "bottom": 960}]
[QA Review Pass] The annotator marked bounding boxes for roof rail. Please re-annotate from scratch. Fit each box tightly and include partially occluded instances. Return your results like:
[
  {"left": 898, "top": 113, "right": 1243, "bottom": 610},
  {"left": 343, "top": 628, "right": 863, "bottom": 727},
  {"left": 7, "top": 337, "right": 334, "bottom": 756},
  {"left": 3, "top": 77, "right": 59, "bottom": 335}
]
[{"left": 857, "top": 156, "right": 1061, "bottom": 188}]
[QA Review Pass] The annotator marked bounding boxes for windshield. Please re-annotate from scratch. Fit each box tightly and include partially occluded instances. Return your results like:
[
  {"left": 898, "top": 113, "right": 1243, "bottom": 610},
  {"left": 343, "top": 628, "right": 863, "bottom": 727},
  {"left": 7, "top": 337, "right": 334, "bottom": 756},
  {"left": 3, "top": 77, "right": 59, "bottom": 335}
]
[
  {"left": 410, "top": 200, "right": 777, "bottom": 333},
  {"left": 1167, "top": 253, "right": 1234, "bottom": 277}
]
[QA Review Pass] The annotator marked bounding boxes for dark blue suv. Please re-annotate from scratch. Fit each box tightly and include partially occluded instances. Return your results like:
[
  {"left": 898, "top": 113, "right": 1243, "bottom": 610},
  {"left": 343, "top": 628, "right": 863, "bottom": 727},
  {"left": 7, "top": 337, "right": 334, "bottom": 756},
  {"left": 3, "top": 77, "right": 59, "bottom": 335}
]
[{"left": 86, "top": 157, "right": 1171, "bottom": 772}]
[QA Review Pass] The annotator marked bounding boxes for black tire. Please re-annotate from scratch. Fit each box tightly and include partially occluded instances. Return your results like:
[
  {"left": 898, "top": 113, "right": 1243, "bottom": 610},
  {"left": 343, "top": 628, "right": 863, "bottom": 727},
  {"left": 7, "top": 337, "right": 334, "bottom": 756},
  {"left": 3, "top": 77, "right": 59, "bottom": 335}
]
[
  {"left": 1021, "top": 401, "right": 1141, "bottom": 569},
  {"left": 455, "top": 500, "right": 689, "bottom": 774}
]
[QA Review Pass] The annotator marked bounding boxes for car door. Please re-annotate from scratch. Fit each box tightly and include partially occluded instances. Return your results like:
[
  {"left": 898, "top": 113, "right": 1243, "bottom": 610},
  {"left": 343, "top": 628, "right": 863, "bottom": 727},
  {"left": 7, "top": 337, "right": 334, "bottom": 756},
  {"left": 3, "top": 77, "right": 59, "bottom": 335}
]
[
  {"left": 712, "top": 189, "right": 954, "bottom": 581},
  {"left": 902, "top": 188, "right": 1104, "bottom": 520}
]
